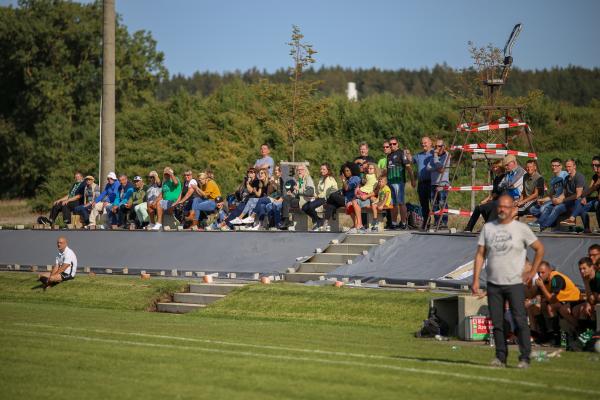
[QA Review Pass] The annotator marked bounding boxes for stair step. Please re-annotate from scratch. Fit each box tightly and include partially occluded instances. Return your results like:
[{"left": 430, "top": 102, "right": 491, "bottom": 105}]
[
  {"left": 297, "top": 262, "right": 343, "bottom": 273},
  {"left": 174, "top": 293, "right": 226, "bottom": 304},
  {"left": 325, "top": 243, "right": 374, "bottom": 254},
  {"left": 189, "top": 283, "right": 246, "bottom": 295},
  {"left": 284, "top": 272, "right": 326, "bottom": 283},
  {"left": 308, "top": 253, "right": 355, "bottom": 264},
  {"left": 343, "top": 234, "right": 393, "bottom": 245},
  {"left": 157, "top": 302, "right": 206, "bottom": 314}
]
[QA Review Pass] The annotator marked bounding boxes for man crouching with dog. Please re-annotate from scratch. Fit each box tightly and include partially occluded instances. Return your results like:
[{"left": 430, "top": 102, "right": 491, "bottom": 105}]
[{"left": 38, "top": 236, "right": 77, "bottom": 289}]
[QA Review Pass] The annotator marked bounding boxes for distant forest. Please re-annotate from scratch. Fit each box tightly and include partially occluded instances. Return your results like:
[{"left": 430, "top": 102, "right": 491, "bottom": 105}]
[{"left": 158, "top": 65, "right": 600, "bottom": 106}]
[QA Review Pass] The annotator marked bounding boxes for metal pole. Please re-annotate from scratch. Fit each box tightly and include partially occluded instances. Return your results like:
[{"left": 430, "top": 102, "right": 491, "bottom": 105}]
[{"left": 101, "top": 0, "right": 116, "bottom": 190}]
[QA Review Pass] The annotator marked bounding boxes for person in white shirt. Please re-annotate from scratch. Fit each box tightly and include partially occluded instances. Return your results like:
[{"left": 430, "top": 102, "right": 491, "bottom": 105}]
[{"left": 38, "top": 236, "right": 78, "bottom": 289}]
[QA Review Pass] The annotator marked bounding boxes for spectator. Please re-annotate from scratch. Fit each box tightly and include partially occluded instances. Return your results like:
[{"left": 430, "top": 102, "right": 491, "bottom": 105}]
[
  {"left": 572, "top": 257, "right": 599, "bottom": 325},
  {"left": 370, "top": 175, "right": 392, "bottom": 232},
  {"left": 38, "top": 236, "right": 77, "bottom": 289},
  {"left": 225, "top": 169, "right": 259, "bottom": 229},
  {"left": 45, "top": 172, "right": 85, "bottom": 228},
  {"left": 189, "top": 172, "right": 221, "bottom": 230},
  {"left": 355, "top": 163, "right": 378, "bottom": 201},
  {"left": 128, "top": 176, "right": 146, "bottom": 229},
  {"left": 254, "top": 144, "right": 275, "bottom": 176},
  {"left": 561, "top": 156, "right": 599, "bottom": 231},
  {"left": 295, "top": 164, "right": 315, "bottom": 208},
  {"left": 426, "top": 139, "right": 451, "bottom": 228},
  {"left": 207, "top": 196, "right": 228, "bottom": 230},
  {"left": 377, "top": 140, "right": 391, "bottom": 171},
  {"left": 388, "top": 137, "right": 414, "bottom": 229},
  {"left": 536, "top": 159, "right": 586, "bottom": 230},
  {"left": 73, "top": 176, "right": 99, "bottom": 227},
  {"left": 233, "top": 168, "right": 269, "bottom": 225},
  {"left": 107, "top": 175, "right": 134, "bottom": 229},
  {"left": 534, "top": 261, "right": 581, "bottom": 335},
  {"left": 517, "top": 160, "right": 544, "bottom": 216},
  {"left": 472, "top": 194, "right": 544, "bottom": 368},
  {"left": 276, "top": 179, "right": 299, "bottom": 230},
  {"left": 136, "top": 171, "right": 161, "bottom": 229},
  {"left": 354, "top": 142, "right": 375, "bottom": 168},
  {"left": 172, "top": 170, "right": 198, "bottom": 224},
  {"left": 527, "top": 159, "right": 567, "bottom": 231},
  {"left": 588, "top": 244, "right": 600, "bottom": 270},
  {"left": 412, "top": 136, "right": 434, "bottom": 229},
  {"left": 498, "top": 155, "right": 526, "bottom": 200},
  {"left": 89, "top": 172, "right": 120, "bottom": 229},
  {"left": 150, "top": 167, "right": 181, "bottom": 231},
  {"left": 464, "top": 160, "right": 505, "bottom": 232},
  {"left": 302, "top": 163, "right": 338, "bottom": 231}
]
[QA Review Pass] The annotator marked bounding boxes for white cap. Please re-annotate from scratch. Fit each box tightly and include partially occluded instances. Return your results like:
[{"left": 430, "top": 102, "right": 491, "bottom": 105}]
[{"left": 107, "top": 172, "right": 117, "bottom": 180}]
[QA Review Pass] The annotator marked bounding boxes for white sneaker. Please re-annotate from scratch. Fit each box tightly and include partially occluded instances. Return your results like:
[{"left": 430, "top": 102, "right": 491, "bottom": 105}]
[
  {"left": 248, "top": 224, "right": 261, "bottom": 231},
  {"left": 230, "top": 217, "right": 243, "bottom": 225},
  {"left": 241, "top": 216, "right": 254, "bottom": 224},
  {"left": 347, "top": 228, "right": 358, "bottom": 234},
  {"left": 220, "top": 225, "right": 231, "bottom": 231},
  {"left": 147, "top": 223, "right": 155, "bottom": 230},
  {"left": 152, "top": 223, "right": 162, "bottom": 231}
]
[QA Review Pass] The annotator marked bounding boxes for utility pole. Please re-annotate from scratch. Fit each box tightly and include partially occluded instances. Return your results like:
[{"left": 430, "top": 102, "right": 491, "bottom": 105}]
[{"left": 101, "top": 0, "right": 116, "bottom": 189}]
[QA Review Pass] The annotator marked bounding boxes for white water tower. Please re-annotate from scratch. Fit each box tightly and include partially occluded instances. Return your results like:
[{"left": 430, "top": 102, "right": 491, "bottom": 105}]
[{"left": 347, "top": 82, "right": 358, "bottom": 101}]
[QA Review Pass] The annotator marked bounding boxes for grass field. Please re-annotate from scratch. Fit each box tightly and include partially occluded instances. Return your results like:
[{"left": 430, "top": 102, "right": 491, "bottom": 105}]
[{"left": 0, "top": 272, "right": 598, "bottom": 400}]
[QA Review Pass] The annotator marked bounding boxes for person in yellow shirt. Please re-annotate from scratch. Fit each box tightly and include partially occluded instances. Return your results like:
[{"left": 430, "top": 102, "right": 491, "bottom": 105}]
[
  {"left": 190, "top": 172, "right": 221, "bottom": 230},
  {"left": 370, "top": 176, "right": 392, "bottom": 232}
]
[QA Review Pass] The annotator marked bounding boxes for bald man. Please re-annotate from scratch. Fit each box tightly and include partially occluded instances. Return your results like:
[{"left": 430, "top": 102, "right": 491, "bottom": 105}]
[{"left": 38, "top": 236, "right": 78, "bottom": 288}]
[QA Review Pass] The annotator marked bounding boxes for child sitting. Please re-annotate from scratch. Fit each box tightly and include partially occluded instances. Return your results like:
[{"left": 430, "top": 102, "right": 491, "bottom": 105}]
[
  {"left": 355, "top": 163, "right": 379, "bottom": 201},
  {"left": 370, "top": 176, "right": 392, "bottom": 231}
]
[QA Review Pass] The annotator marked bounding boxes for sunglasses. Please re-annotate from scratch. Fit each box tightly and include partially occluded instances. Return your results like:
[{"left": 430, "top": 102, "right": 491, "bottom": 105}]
[
  {"left": 592, "top": 163, "right": 600, "bottom": 167},
  {"left": 383, "top": 145, "right": 390, "bottom": 148},
  {"left": 551, "top": 164, "right": 561, "bottom": 168},
  {"left": 436, "top": 145, "right": 444, "bottom": 148},
  {"left": 390, "top": 142, "right": 398, "bottom": 146}
]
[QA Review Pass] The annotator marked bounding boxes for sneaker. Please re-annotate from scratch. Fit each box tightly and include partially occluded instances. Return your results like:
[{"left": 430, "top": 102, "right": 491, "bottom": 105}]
[
  {"left": 399, "top": 222, "right": 408, "bottom": 230},
  {"left": 559, "top": 218, "right": 576, "bottom": 226},
  {"left": 357, "top": 227, "right": 367, "bottom": 234},
  {"left": 527, "top": 222, "right": 541, "bottom": 232},
  {"left": 146, "top": 223, "right": 154, "bottom": 230},
  {"left": 312, "top": 225, "right": 322, "bottom": 232},
  {"left": 248, "top": 224, "right": 261, "bottom": 231},
  {"left": 152, "top": 223, "right": 162, "bottom": 231},
  {"left": 370, "top": 225, "right": 379, "bottom": 232},
  {"left": 390, "top": 223, "right": 399, "bottom": 230},
  {"left": 347, "top": 228, "right": 358, "bottom": 234},
  {"left": 241, "top": 216, "right": 255, "bottom": 224},
  {"left": 220, "top": 225, "right": 231, "bottom": 231},
  {"left": 230, "top": 217, "right": 243, "bottom": 225},
  {"left": 490, "top": 358, "right": 506, "bottom": 368},
  {"left": 516, "top": 360, "right": 530, "bottom": 369}
]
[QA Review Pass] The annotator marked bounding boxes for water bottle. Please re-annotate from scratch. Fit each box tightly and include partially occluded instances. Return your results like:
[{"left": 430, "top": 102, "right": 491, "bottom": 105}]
[
  {"left": 488, "top": 333, "right": 495, "bottom": 347},
  {"left": 560, "top": 331, "right": 567, "bottom": 349}
]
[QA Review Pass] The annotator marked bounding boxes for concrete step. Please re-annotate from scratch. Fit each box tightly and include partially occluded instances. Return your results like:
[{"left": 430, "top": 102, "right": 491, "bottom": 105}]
[
  {"left": 325, "top": 243, "right": 374, "bottom": 254},
  {"left": 342, "top": 234, "right": 392, "bottom": 245},
  {"left": 284, "top": 272, "right": 326, "bottom": 283},
  {"left": 189, "top": 283, "right": 246, "bottom": 295},
  {"left": 156, "top": 302, "right": 206, "bottom": 313},
  {"left": 174, "top": 293, "right": 226, "bottom": 305},
  {"left": 297, "top": 262, "right": 342, "bottom": 273},
  {"left": 308, "top": 253, "right": 355, "bottom": 264}
]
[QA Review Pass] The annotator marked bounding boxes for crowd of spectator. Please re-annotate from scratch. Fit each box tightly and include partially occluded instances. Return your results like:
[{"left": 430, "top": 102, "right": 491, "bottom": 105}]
[{"left": 39, "top": 141, "right": 600, "bottom": 234}]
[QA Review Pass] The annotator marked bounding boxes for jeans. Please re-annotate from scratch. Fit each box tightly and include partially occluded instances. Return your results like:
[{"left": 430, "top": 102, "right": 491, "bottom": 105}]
[
  {"left": 191, "top": 198, "right": 216, "bottom": 221},
  {"left": 324, "top": 192, "right": 345, "bottom": 221},
  {"left": 537, "top": 199, "right": 577, "bottom": 228},
  {"left": 528, "top": 200, "right": 552, "bottom": 217},
  {"left": 107, "top": 204, "right": 131, "bottom": 226},
  {"left": 570, "top": 199, "right": 598, "bottom": 230},
  {"left": 266, "top": 201, "right": 282, "bottom": 226},
  {"left": 431, "top": 186, "right": 448, "bottom": 226},
  {"left": 73, "top": 204, "right": 92, "bottom": 225},
  {"left": 487, "top": 282, "right": 531, "bottom": 363},
  {"left": 241, "top": 198, "right": 260, "bottom": 216},
  {"left": 302, "top": 198, "right": 326, "bottom": 224},
  {"left": 417, "top": 180, "right": 431, "bottom": 228},
  {"left": 254, "top": 198, "right": 273, "bottom": 222}
]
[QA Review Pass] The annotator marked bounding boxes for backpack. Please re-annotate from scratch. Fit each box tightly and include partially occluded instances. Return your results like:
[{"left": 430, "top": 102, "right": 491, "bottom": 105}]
[
  {"left": 407, "top": 202, "right": 424, "bottom": 229},
  {"left": 415, "top": 306, "right": 449, "bottom": 338}
]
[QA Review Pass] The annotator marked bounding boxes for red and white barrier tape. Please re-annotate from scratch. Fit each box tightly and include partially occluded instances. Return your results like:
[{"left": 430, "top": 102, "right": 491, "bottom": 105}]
[
  {"left": 451, "top": 143, "right": 506, "bottom": 150},
  {"left": 440, "top": 185, "right": 493, "bottom": 192},
  {"left": 430, "top": 209, "right": 473, "bottom": 217},
  {"left": 457, "top": 121, "right": 528, "bottom": 133},
  {"left": 458, "top": 148, "right": 537, "bottom": 159}
]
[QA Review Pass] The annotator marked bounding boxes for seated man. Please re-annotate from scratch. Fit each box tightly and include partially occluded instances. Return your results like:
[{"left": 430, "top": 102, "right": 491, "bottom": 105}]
[
  {"left": 527, "top": 159, "right": 567, "bottom": 231},
  {"left": 107, "top": 175, "right": 134, "bottom": 229},
  {"left": 128, "top": 176, "right": 146, "bottom": 228},
  {"left": 532, "top": 261, "right": 581, "bottom": 340},
  {"left": 190, "top": 172, "right": 221, "bottom": 230},
  {"left": 562, "top": 156, "right": 600, "bottom": 232},
  {"left": 516, "top": 159, "right": 544, "bottom": 217},
  {"left": 73, "top": 175, "right": 99, "bottom": 227},
  {"left": 149, "top": 167, "right": 181, "bottom": 231},
  {"left": 572, "top": 257, "right": 600, "bottom": 327},
  {"left": 172, "top": 170, "right": 198, "bottom": 225},
  {"left": 588, "top": 244, "right": 600, "bottom": 270},
  {"left": 89, "top": 172, "right": 120, "bottom": 228},
  {"left": 38, "top": 236, "right": 77, "bottom": 289},
  {"left": 43, "top": 172, "right": 85, "bottom": 228}
]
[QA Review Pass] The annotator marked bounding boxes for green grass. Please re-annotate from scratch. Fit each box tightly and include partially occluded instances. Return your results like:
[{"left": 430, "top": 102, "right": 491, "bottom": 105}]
[{"left": 0, "top": 272, "right": 597, "bottom": 400}]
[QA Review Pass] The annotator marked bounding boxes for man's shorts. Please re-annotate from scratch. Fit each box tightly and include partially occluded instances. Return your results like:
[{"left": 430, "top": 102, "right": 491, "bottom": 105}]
[
  {"left": 389, "top": 182, "right": 405, "bottom": 205},
  {"left": 160, "top": 200, "right": 175, "bottom": 210}
]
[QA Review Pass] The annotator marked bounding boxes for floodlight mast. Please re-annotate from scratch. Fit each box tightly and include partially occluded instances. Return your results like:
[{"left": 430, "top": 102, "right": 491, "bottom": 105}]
[{"left": 100, "top": 0, "right": 115, "bottom": 190}]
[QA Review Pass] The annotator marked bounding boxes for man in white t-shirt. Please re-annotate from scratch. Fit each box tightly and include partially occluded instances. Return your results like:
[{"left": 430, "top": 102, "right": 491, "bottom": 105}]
[
  {"left": 38, "top": 236, "right": 78, "bottom": 289},
  {"left": 472, "top": 194, "right": 544, "bottom": 369}
]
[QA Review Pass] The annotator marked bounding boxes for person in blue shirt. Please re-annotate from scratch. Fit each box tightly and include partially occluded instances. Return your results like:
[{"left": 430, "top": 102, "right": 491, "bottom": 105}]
[
  {"left": 107, "top": 175, "right": 135, "bottom": 229},
  {"left": 411, "top": 136, "right": 434, "bottom": 229},
  {"left": 426, "top": 139, "right": 451, "bottom": 227},
  {"left": 88, "top": 172, "right": 120, "bottom": 228}
]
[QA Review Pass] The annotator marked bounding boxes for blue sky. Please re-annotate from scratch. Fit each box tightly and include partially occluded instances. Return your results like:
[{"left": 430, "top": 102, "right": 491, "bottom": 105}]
[{"left": 3, "top": 0, "right": 600, "bottom": 76}]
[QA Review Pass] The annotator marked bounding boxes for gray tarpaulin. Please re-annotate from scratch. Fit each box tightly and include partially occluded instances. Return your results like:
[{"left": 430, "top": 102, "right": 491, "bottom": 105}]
[
  {"left": 329, "top": 232, "right": 599, "bottom": 287},
  {"left": 0, "top": 230, "right": 341, "bottom": 275}
]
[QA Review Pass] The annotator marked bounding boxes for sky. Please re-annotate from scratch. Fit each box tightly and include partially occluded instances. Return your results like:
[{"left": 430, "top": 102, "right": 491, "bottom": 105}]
[{"left": 3, "top": 0, "right": 600, "bottom": 76}]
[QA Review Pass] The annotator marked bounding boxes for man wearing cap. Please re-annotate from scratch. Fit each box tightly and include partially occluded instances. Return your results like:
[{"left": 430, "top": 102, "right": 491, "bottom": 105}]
[
  {"left": 107, "top": 175, "right": 135, "bottom": 229},
  {"left": 498, "top": 155, "right": 526, "bottom": 200},
  {"left": 136, "top": 171, "right": 161, "bottom": 229},
  {"left": 89, "top": 172, "right": 120, "bottom": 229},
  {"left": 73, "top": 175, "right": 99, "bottom": 227},
  {"left": 127, "top": 176, "right": 146, "bottom": 228},
  {"left": 149, "top": 167, "right": 181, "bottom": 231},
  {"left": 45, "top": 172, "right": 85, "bottom": 228}
]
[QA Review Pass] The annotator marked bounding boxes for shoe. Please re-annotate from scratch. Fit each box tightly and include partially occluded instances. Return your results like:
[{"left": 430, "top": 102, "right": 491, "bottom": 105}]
[
  {"left": 152, "top": 223, "right": 162, "bottom": 231},
  {"left": 248, "top": 224, "right": 261, "bottom": 231},
  {"left": 370, "top": 225, "right": 379, "bottom": 232},
  {"left": 516, "top": 360, "right": 530, "bottom": 369},
  {"left": 220, "top": 225, "right": 231, "bottom": 231},
  {"left": 490, "top": 358, "right": 506, "bottom": 368},
  {"left": 347, "top": 228, "right": 358, "bottom": 234},
  {"left": 146, "top": 223, "right": 154, "bottom": 230},
  {"left": 559, "top": 218, "right": 576, "bottom": 226},
  {"left": 399, "top": 222, "right": 408, "bottom": 230},
  {"left": 357, "top": 227, "right": 367, "bottom": 234},
  {"left": 312, "top": 225, "right": 322, "bottom": 232},
  {"left": 527, "top": 222, "right": 541, "bottom": 232},
  {"left": 230, "top": 217, "right": 243, "bottom": 225},
  {"left": 390, "top": 223, "right": 399, "bottom": 230},
  {"left": 241, "top": 216, "right": 254, "bottom": 224}
]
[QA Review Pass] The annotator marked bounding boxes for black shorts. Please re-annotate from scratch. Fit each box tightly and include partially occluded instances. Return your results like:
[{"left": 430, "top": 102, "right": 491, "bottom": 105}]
[
  {"left": 60, "top": 272, "right": 74, "bottom": 281},
  {"left": 559, "top": 300, "right": 582, "bottom": 308}
]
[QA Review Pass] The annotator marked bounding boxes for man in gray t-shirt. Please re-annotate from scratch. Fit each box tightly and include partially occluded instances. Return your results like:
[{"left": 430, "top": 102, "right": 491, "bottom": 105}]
[{"left": 472, "top": 194, "right": 544, "bottom": 368}]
